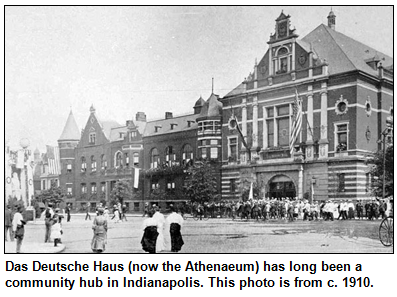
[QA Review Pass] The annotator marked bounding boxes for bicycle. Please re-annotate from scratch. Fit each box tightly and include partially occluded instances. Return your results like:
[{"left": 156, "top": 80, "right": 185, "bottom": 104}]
[
  {"left": 379, "top": 216, "right": 393, "bottom": 247},
  {"left": 193, "top": 210, "right": 209, "bottom": 221}
]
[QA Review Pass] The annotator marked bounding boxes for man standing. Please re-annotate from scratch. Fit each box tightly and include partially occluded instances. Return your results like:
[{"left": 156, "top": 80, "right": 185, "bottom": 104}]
[
  {"left": 65, "top": 203, "right": 71, "bottom": 222},
  {"left": 44, "top": 203, "right": 54, "bottom": 243},
  {"left": 166, "top": 205, "right": 184, "bottom": 252},
  {"left": 5, "top": 205, "right": 14, "bottom": 241},
  {"left": 12, "top": 205, "right": 26, "bottom": 253}
]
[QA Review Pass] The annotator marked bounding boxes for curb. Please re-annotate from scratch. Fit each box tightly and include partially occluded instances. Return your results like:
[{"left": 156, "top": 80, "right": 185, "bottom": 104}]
[{"left": 5, "top": 241, "right": 66, "bottom": 254}]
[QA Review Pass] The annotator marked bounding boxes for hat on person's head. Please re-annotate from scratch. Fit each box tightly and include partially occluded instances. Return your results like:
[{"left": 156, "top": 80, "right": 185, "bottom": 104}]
[{"left": 55, "top": 208, "right": 60, "bottom": 212}]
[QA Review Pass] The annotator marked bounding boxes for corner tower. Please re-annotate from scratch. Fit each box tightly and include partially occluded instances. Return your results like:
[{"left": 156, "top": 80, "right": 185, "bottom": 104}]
[{"left": 58, "top": 110, "right": 81, "bottom": 203}]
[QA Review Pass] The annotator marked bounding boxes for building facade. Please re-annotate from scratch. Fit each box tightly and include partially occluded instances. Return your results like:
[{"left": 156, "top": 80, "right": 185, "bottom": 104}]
[
  {"left": 220, "top": 11, "right": 393, "bottom": 201},
  {"left": 58, "top": 107, "right": 146, "bottom": 211}
]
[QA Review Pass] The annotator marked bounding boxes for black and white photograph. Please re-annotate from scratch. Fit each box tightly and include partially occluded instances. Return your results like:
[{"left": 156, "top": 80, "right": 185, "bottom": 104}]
[{"left": 4, "top": 5, "right": 393, "bottom": 254}]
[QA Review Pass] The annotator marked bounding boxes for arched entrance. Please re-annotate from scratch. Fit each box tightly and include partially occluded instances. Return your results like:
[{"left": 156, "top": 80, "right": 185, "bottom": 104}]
[{"left": 267, "top": 175, "right": 296, "bottom": 199}]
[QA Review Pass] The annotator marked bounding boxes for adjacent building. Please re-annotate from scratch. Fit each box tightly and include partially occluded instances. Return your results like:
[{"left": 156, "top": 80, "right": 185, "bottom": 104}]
[{"left": 220, "top": 11, "right": 393, "bottom": 201}]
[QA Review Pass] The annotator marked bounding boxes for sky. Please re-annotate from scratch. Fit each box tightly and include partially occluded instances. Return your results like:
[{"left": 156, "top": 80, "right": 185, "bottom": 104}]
[{"left": 5, "top": 6, "right": 393, "bottom": 152}]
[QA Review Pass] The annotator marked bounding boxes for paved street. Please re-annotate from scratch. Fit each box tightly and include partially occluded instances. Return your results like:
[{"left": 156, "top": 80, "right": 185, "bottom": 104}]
[{"left": 5, "top": 214, "right": 392, "bottom": 253}]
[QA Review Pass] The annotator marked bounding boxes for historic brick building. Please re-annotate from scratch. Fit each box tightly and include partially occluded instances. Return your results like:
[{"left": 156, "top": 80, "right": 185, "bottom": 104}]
[
  {"left": 142, "top": 93, "right": 223, "bottom": 209},
  {"left": 220, "top": 11, "right": 393, "bottom": 201},
  {"left": 58, "top": 107, "right": 146, "bottom": 211}
]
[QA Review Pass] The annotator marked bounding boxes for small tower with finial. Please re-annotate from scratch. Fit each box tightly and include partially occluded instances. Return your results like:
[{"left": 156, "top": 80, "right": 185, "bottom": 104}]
[{"left": 327, "top": 8, "right": 336, "bottom": 30}]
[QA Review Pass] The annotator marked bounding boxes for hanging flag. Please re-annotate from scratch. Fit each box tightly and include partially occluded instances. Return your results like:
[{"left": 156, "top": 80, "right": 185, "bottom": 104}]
[
  {"left": 248, "top": 182, "right": 254, "bottom": 201},
  {"left": 47, "top": 145, "right": 61, "bottom": 175},
  {"left": 134, "top": 168, "right": 140, "bottom": 188},
  {"left": 289, "top": 89, "right": 303, "bottom": 155}
]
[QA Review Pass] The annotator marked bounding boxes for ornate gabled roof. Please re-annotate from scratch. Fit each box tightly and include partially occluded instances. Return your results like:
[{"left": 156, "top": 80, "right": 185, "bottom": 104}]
[
  {"left": 59, "top": 110, "right": 80, "bottom": 141},
  {"left": 276, "top": 11, "right": 290, "bottom": 21}
]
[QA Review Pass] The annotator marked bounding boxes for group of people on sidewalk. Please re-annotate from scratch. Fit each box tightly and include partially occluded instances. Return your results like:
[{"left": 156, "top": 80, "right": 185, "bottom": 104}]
[
  {"left": 141, "top": 204, "right": 184, "bottom": 253},
  {"left": 5, "top": 204, "right": 26, "bottom": 253},
  {"left": 88, "top": 203, "right": 184, "bottom": 254}
]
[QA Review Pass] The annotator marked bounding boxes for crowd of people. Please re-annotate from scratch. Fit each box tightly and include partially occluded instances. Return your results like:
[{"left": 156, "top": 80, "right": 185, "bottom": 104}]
[
  {"left": 177, "top": 197, "right": 394, "bottom": 222},
  {"left": 6, "top": 195, "right": 392, "bottom": 253}
]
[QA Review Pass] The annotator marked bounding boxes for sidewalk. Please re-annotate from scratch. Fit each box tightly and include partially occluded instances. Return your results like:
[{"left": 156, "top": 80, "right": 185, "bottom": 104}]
[{"left": 5, "top": 240, "right": 66, "bottom": 254}]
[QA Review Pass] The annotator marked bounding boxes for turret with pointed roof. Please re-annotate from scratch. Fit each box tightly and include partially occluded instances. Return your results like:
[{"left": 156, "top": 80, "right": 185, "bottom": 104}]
[{"left": 59, "top": 110, "right": 81, "bottom": 142}]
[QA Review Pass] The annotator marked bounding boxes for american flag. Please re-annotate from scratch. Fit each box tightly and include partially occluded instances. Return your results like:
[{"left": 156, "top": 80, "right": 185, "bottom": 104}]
[
  {"left": 46, "top": 145, "right": 61, "bottom": 175},
  {"left": 289, "top": 89, "right": 302, "bottom": 155}
]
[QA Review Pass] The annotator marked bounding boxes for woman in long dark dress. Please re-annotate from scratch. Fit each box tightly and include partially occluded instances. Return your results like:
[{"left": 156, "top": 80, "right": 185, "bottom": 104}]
[
  {"left": 91, "top": 208, "right": 107, "bottom": 253},
  {"left": 141, "top": 210, "right": 159, "bottom": 253}
]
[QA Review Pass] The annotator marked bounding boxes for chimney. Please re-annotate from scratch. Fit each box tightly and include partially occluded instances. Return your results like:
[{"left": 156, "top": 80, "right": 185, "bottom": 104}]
[
  {"left": 165, "top": 112, "right": 173, "bottom": 119},
  {"left": 327, "top": 9, "right": 336, "bottom": 30},
  {"left": 126, "top": 120, "right": 134, "bottom": 129},
  {"left": 135, "top": 112, "right": 146, "bottom": 122}
]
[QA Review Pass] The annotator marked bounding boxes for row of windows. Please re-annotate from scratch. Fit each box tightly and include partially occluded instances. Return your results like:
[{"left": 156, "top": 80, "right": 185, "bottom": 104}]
[
  {"left": 150, "top": 144, "right": 193, "bottom": 168},
  {"left": 79, "top": 152, "right": 139, "bottom": 173},
  {"left": 227, "top": 120, "right": 350, "bottom": 160},
  {"left": 88, "top": 131, "right": 138, "bottom": 145}
]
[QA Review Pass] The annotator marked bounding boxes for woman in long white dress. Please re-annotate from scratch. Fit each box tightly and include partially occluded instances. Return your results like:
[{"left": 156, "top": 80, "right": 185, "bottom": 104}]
[{"left": 152, "top": 206, "right": 166, "bottom": 252}]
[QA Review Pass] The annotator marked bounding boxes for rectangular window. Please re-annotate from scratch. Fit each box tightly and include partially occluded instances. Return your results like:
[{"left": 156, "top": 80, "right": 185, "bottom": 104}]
[
  {"left": 210, "top": 147, "right": 218, "bottom": 159},
  {"left": 337, "top": 173, "right": 345, "bottom": 192},
  {"left": 89, "top": 132, "right": 96, "bottom": 144},
  {"left": 277, "top": 117, "right": 290, "bottom": 146},
  {"left": 267, "top": 107, "right": 274, "bottom": 118},
  {"left": 81, "top": 183, "right": 87, "bottom": 194},
  {"left": 125, "top": 153, "right": 129, "bottom": 167},
  {"left": 277, "top": 105, "right": 289, "bottom": 116},
  {"left": 101, "top": 182, "right": 106, "bottom": 193},
  {"left": 336, "top": 124, "right": 348, "bottom": 152},
  {"left": 42, "top": 180, "right": 46, "bottom": 190},
  {"left": 130, "top": 131, "right": 137, "bottom": 139},
  {"left": 133, "top": 153, "right": 139, "bottom": 166},
  {"left": 267, "top": 120, "right": 274, "bottom": 147},
  {"left": 200, "top": 147, "right": 207, "bottom": 159},
  {"left": 134, "top": 202, "right": 140, "bottom": 211},
  {"left": 67, "top": 186, "right": 72, "bottom": 196},
  {"left": 229, "top": 137, "right": 237, "bottom": 160},
  {"left": 66, "top": 163, "right": 72, "bottom": 173}
]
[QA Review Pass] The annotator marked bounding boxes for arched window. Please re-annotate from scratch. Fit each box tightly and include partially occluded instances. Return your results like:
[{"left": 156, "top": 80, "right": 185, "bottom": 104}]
[
  {"left": 91, "top": 155, "right": 96, "bottom": 171},
  {"left": 165, "top": 146, "right": 175, "bottom": 165},
  {"left": 81, "top": 156, "right": 87, "bottom": 172},
  {"left": 150, "top": 148, "right": 159, "bottom": 168},
  {"left": 101, "top": 154, "right": 107, "bottom": 170},
  {"left": 115, "top": 151, "right": 123, "bottom": 168},
  {"left": 182, "top": 144, "right": 193, "bottom": 162},
  {"left": 273, "top": 46, "right": 291, "bottom": 74}
]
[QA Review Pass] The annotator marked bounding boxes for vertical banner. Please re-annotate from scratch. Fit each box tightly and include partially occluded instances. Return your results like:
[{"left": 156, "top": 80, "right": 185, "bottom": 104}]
[
  {"left": 248, "top": 182, "right": 253, "bottom": 200},
  {"left": 134, "top": 168, "right": 140, "bottom": 189}
]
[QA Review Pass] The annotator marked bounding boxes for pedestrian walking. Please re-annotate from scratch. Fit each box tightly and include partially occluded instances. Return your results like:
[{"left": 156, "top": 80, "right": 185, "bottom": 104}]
[
  {"left": 91, "top": 208, "right": 108, "bottom": 253},
  {"left": 121, "top": 204, "right": 128, "bottom": 221},
  {"left": 85, "top": 203, "right": 91, "bottom": 220},
  {"left": 111, "top": 205, "right": 120, "bottom": 223},
  {"left": 141, "top": 210, "right": 159, "bottom": 253},
  {"left": 51, "top": 216, "right": 63, "bottom": 247},
  {"left": 12, "top": 205, "right": 26, "bottom": 253},
  {"left": 44, "top": 203, "right": 54, "bottom": 243},
  {"left": 166, "top": 205, "right": 184, "bottom": 252},
  {"left": 5, "top": 205, "right": 14, "bottom": 242}
]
